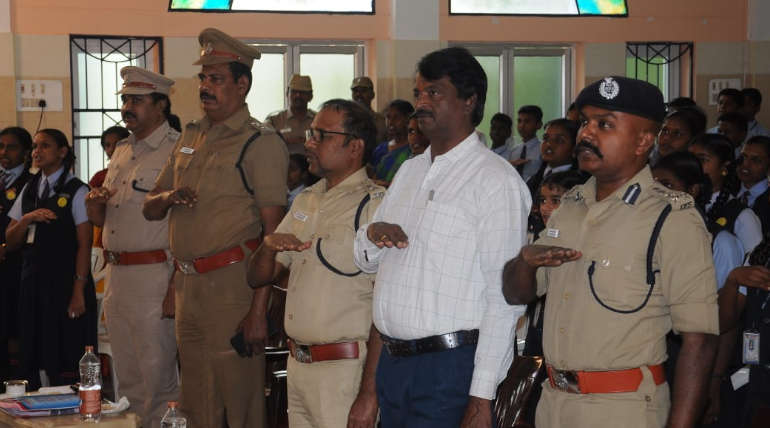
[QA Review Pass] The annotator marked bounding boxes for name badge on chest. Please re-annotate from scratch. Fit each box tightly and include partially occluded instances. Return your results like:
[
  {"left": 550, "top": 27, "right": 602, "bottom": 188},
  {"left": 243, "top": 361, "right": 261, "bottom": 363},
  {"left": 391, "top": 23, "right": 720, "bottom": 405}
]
[
  {"left": 293, "top": 211, "right": 308, "bottom": 222},
  {"left": 180, "top": 147, "right": 195, "bottom": 155},
  {"left": 743, "top": 330, "right": 760, "bottom": 365}
]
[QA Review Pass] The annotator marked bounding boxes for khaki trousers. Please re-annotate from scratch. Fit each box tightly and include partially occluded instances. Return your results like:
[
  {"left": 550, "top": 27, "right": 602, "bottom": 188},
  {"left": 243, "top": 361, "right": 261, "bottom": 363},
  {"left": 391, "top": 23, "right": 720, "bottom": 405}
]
[
  {"left": 535, "top": 366, "right": 670, "bottom": 428},
  {"left": 286, "top": 342, "right": 366, "bottom": 428},
  {"left": 175, "top": 261, "right": 265, "bottom": 428},
  {"left": 104, "top": 262, "right": 179, "bottom": 428}
]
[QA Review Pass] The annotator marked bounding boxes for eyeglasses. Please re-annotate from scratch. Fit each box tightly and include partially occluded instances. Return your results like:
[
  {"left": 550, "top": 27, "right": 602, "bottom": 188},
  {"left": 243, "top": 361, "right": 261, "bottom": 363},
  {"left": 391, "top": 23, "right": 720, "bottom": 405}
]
[{"left": 305, "top": 128, "right": 357, "bottom": 143}]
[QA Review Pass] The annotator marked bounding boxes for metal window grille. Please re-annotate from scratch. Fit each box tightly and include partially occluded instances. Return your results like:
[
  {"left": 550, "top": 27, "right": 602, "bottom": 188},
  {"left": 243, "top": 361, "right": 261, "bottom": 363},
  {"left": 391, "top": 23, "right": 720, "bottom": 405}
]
[
  {"left": 626, "top": 42, "right": 693, "bottom": 102},
  {"left": 69, "top": 35, "right": 163, "bottom": 180}
]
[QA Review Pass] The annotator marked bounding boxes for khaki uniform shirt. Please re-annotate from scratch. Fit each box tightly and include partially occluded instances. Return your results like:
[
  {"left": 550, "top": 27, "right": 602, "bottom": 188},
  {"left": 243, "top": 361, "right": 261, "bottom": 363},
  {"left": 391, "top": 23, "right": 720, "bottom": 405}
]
[
  {"left": 275, "top": 168, "right": 385, "bottom": 344},
  {"left": 535, "top": 166, "right": 718, "bottom": 371},
  {"left": 265, "top": 109, "right": 316, "bottom": 154},
  {"left": 155, "top": 104, "right": 288, "bottom": 260},
  {"left": 103, "top": 121, "right": 179, "bottom": 252}
]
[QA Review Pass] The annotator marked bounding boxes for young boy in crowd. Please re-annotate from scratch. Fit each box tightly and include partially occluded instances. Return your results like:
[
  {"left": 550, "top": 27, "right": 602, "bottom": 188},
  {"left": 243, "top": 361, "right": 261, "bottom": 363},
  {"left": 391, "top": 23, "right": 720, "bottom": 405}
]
[
  {"left": 526, "top": 118, "right": 579, "bottom": 197},
  {"left": 489, "top": 112, "right": 513, "bottom": 159},
  {"left": 718, "top": 111, "right": 749, "bottom": 156},
  {"left": 737, "top": 136, "right": 770, "bottom": 234},
  {"left": 708, "top": 88, "right": 744, "bottom": 133},
  {"left": 741, "top": 88, "right": 770, "bottom": 138},
  {"left": 407, "top": 114, "right": 430, "bottom": 157},
  {"left": 509, "top": 105, "right": 543, "bottom": 181}
]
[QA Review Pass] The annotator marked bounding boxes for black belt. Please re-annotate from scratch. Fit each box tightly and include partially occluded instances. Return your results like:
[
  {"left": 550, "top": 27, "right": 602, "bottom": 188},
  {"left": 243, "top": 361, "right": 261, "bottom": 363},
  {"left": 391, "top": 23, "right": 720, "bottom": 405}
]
[{"left": 381, "top": 329, "right": 479, "bottom": 357}]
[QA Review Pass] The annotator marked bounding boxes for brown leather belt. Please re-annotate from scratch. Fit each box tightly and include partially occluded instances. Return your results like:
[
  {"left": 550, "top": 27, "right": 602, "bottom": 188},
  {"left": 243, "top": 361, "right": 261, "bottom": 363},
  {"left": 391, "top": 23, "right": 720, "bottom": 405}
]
[
  {"left": 174, "top": 238, "right": 261, "bottom": 275},
  {"left": 381, "top": 329, "right": 479, "bottom": 357},
  {"left": 547, "top": 364, "right": 666, "bottom": 394},
  {"left": 104, "top": 249, "right": 168, "bottom": 265},
  {"left": 288, "top": 339, "right": 359, "bottom": 364}
]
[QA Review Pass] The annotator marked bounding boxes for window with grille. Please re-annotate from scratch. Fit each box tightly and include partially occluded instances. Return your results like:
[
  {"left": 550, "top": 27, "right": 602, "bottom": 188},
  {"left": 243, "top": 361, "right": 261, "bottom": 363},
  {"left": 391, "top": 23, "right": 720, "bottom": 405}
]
[
  {"left": 69, "top": 36, "right": 163, "bottom": 181},
  {"left": 626, "top": 42, "right": 693, "bottom": 102}
]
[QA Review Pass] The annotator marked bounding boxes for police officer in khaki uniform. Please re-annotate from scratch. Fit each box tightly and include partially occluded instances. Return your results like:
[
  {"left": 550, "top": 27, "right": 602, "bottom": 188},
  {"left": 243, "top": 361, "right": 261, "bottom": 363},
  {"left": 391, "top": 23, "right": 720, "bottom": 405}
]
[
  {"left": 351, "top": 76, "right": 387, "bottom": 144},
  {"left": 503, "top": 76, "right": 719, "bottom": 428},
  {"left": 85, "top": 66, "right": 180, "bottom": 427},
  {"left": 250, "top": 99, "right": 384, "bottom": 428},
  {"left": 143, "top": 28, "right": 288, "bottom": 428},
  {"left": 265, "top": 74, "right": 315, "bottom": 154}
]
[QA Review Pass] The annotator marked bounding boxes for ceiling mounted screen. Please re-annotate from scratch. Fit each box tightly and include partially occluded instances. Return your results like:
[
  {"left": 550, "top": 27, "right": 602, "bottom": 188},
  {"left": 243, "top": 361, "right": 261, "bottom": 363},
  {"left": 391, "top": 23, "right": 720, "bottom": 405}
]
[
  {"left": 169, "top": 0, "right": 374, "bottom": 13},
  {"left": 450, "top": 0, "right": 628, "bottom": 16}
]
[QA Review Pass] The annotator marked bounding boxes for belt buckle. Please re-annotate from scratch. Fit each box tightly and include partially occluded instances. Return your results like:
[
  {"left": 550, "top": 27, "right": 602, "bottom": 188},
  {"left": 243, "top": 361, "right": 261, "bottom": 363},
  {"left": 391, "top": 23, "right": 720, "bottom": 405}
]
[
  {"left": 176, "top": 260, "right": 197, "bottom": 275},
  {"left": 105, "top": 251, "right": 119, "bottom": 265},
  {"left": 294, "top": 345, "right": 313, "bottom": 363},
  {"left": 553, "top": 369, "right": 581, "bottom": 394}
]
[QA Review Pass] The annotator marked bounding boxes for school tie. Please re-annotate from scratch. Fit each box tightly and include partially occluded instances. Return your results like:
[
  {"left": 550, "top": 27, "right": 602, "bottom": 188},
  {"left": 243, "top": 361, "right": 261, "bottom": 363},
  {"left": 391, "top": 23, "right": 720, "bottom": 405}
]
[
  {"left": 0, "top": 170, "right": 8, "bottom": 189},
  {"left": 40, "top": 179, "right": 50, "bottom": 200},
  {"left": 516, "top": 144, "right": 527, "bottom": 175},
  {"left": 739, "top": 191, "right": 750, "bottom": 207}
]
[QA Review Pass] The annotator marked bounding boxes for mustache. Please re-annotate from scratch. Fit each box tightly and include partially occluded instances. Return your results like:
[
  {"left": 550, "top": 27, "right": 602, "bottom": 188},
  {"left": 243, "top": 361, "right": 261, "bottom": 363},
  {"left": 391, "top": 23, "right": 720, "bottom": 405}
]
[
  {"left": 575, "top": 140, "right": 603, "bottom": 159},
  {"left": 414, "top": 109, "right": 433, "bottom": 118},
  {"left": 122, "top": 112, "right": 136, "bottom": 120},
  {"left": 200, "top": 92, "right": 216, "bottom": 102}
]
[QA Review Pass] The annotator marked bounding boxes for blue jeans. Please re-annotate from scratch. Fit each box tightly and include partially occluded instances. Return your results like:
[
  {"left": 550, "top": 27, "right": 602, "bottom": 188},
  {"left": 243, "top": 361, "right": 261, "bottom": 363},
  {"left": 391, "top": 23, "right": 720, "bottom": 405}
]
[{"left": 376, "top": 344, "right": 480, "bottom": 428}]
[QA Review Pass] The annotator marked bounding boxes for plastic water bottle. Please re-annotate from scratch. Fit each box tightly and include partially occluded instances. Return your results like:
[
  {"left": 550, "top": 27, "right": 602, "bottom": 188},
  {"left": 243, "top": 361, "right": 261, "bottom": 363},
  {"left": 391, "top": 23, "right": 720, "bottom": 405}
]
[
  {"left": 78, "top": 345, "right": 101, "bottom": 422},
  {"left": 161, "top": 401, "right": 187, "bottom": 428}
]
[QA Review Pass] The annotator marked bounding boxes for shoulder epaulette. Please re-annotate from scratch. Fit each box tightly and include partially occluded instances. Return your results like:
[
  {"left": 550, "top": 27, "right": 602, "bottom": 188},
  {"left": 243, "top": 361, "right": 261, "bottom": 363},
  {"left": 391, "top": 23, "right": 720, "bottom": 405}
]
[
  {"left": 364, "top": 181, "right": 386, "bottom": 200},
  {"left": 562, "top": 184, "right": 585, "bottom": 203},
  {"left": 649, "top": 183, "right": 695, "bottom": 210}
]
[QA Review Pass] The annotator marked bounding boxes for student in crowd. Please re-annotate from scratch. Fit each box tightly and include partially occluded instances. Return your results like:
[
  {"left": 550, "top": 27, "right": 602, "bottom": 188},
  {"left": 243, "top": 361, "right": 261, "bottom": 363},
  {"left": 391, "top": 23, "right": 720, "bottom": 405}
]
[
  {"left": 666, "top": 96, "right": 698, "bottom": 113},
  {"left": 489, "top": 112, "right": 513, "bottom": 159},
  {"left": 0, "top": 126, "right": 33, "bottom": 382},
  {"left": 689, "top": 134, "right": 762, "bottom": 254},
  {"left": 510, "top": 105, "right": 543, "bottom": 181},
  {"left": 373, "top": 99, "right": 414, "bottom": 186},
  {"left": 707, "top": 88, "right": 744, "bottom": 134},
  {"left": 527, "top": 118, "right": 579, "bottom": 197},
  {"left": 736, "top": 135, "right": 770, "bottom": 234},
  {"left": 717, "top": 112, "right": 749, "bottom": 156},
  {"left": 742, "top": 88, "right": 770, "bottom": 139},
  {"left": 407, "top": 113, "right": 430, "bottom": 157},
  {"left": 287, "top": 153, "right": 314, "bottom": 208},
  {"left": 654, "top": 107, "right": 707, "bottom": 161},
  {"left": 5, "top": 128, "right": 95, "bottom": 389},
  {"left": 89, "top": 126, "right": 129, "bottom": 188}
]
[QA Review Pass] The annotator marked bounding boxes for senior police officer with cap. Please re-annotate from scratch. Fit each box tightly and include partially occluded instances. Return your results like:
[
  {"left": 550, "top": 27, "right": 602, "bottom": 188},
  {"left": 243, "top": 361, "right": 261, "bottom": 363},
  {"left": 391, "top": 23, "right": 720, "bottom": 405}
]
[
  {"left": 249, "top": 99, "right": 385, "bottom": 428},
  {"left": 266, "top": 74, "right": 315, "bottom": 154},
  {"left": 351, "top": 76, "right": 387, "bottom": 143},
  {"left": 143, "top": 28, "right": 288, "bottom": 428},
  {"left": 503, "top": 76, "right": 719, "bottom": 428},
  {"left": 85, "top": 66, "right": 180, "bottom": 427}
]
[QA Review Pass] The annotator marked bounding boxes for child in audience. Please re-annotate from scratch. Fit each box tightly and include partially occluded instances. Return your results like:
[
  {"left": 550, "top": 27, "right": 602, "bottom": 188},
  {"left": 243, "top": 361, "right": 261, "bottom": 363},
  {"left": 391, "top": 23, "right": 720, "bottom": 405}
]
[
  {"left": 373, "top": 99, "right": 414, "bottom": 186},
  {"left": 287, "top": 153, "right": 311, "bottom": 208},
  {"left": 4, "top": 129, "right": 95, "bottom": 389},
  {"left": 527, "top": 118, "right": 579, "bottom": 196},
  {"left": 489, "top": 112, "right": 513, "bottom": 159},
  {"left": 407, "top": 114, "right": 430, "bottom": 157},
  {"left": 509, "top": 105, "right": 543, "bottom": 181},
  {"left": 689, "top": 134, "right": 762, "bottom": 253},
  {"left": 655, "top": 107, "right": 706, "bottom": 160},
  {"left": 736, "top": 135, "right": 770, "bottom": 234},
  {"left": 717, "top": 112, "right": 749, "bottom": 156}
]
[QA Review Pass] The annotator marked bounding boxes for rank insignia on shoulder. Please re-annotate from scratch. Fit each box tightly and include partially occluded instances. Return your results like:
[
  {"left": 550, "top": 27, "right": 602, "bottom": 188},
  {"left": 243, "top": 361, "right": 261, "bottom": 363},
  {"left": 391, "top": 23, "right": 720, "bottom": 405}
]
[
  {"left": 650, "top": 185, "right": 694, "bottom": 210},
  {"left": 371, "top": 191, "right": 385, "bottom": 199},
  {"left": 622, "top": 183, "right": 641, "bottom": 205},
  {"left": 563, "top": 186, "right": 583, "bottom": 202}
]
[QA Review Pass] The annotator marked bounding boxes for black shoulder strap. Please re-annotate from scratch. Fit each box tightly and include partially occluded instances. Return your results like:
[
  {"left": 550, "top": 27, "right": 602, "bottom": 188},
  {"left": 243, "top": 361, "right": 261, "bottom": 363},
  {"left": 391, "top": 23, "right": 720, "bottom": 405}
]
[
  {"left": 235, "top": 131, "right": 261, "bottom": 195},
  {"left": 315, "top": 193, "right": 371, "bottom": 277}
]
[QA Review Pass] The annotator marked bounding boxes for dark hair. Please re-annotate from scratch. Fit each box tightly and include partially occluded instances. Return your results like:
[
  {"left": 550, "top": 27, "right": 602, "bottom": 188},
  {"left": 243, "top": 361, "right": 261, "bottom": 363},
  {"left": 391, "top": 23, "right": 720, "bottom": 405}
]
[
  {"left": 417, "top": 47, "right": 487, "bottom": 127},
  {"left": 749, "top": 235, "right": 770, "bottom": 267},
  {"left": 149, "top": 93, "right": 182, "bottom": 132},
  {"left": 745, "top": 135, "right": 770, "bottom": 158},
  {"left": 567, "top": 102, "right": 577, "bottom": 112},
  {"left": 320, "top": 99, "right": 378, "bottom": 166},
  {"left": 228, "top": 61, "right": 253, "bottom": 95},
  {"left": 386, "top": 99, "right": 415, "bottom": 117},
  {"left": 518, "top": 105, "right": 543, "bottom": 123},
  {"left": 544, "top": 118, "right": 579, "bottom": 145},
  {"left": 666, "top": 97, "right": 697, "bottom": 111},
  {"left": 718, "top": 111, "right": 748, "bottom": 132},
  {"left": 491, "top": 112, "right": 513, "bottom": 129},
  {"left": 665, "top": 107, "right": 707, "bottom": 138},
  {"left": 691, "top": 134, "right": 741, "bottom": 229},
  {"left": 101, "top": 126, "right": 130, "bottom": 148},
  {"left": 0, "top": 127, "right": 33, "bottom": 168},
  {"left": 742, "top": 88, "right": 762, "bottom": 107},
  {"left": 289, "top": 153, "right": 318, "bottom": 187},
  {"left": 718, "top": 88, "right": 744, "bottom": 108},
  {"left": 653, "top": 151, "right": 712, "bottom": 210},
  {"left": 541, "top": 170, "right": 588, "bottom": 193},
  {"left": 34, "top": 129, "right": 75, "bottom": 193}
]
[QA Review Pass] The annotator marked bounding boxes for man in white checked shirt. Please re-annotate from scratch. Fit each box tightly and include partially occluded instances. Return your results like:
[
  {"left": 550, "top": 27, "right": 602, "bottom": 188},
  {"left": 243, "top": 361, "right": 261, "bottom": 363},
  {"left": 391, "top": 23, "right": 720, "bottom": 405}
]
[{"left": 353, "top": 47, "right": 531, "bottom": 428}]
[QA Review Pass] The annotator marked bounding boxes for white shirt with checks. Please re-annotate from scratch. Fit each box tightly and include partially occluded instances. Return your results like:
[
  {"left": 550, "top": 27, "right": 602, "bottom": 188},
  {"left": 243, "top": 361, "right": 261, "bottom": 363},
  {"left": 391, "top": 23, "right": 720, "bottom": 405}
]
[{"left": 354, "top": 131, "right": 531, "bottom": 399}]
